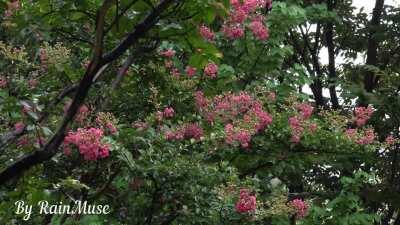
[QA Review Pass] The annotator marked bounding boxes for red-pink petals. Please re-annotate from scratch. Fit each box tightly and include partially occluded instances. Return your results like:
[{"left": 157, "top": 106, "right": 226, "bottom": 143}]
[
  {"left": 204, "top": 63, "right": 218, "bottom": 78},
  {"left": 199, "top": 25, "right": 215, "bottom": 41},
  {"left": 63, "top": 128, "right": 110, "bottom": 161},
  {"left": 185, "top": 66, "right": 197, "bottom": 77},
  {"left": 14, "top": 121, "right": 25, "bottom": 133},
  {"left": 289, "top": 199, "right": 309, "bottom": 219},
  {"left": 354, "top": 106, "right": 374, "bottom": 127},
  {"left": 235, "top": 188, "right": 257, "bottom": 213}
]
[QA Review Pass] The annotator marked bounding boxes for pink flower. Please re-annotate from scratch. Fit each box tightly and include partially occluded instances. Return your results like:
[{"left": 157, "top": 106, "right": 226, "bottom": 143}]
[
  {"left": 183, "top": 123, "right": 203, "bottom": 140},
  {"left": 163, "top": 107, "right": 175, "bottom": 118},
  {"left": 289, "top": 116, "right": 303, "bottom": 143},
  {"left": 160, "top": 49, "right": 176, "bottom": 58},
  {"left": 345, "top": 128, "right": 357, "bottom": 139},
  {"left": 63, "top": 127, "right": 110, "bottom": 161},
  {"left": 289, "top": 116, "right": 301, "bottom": 129},
  {"left": 356, "top": 128, "right": 375, "bottom": 145},
  {"left": 385, "top": 135, "right": 396, "bottom": 145},
  {"left": 230, "top": 0, "right": 241, "bottom": 9},
  {"left": 170, "top": 68, "right": 180, "bottom": 78},
  {"left": 235, "top": 189, "right": 257, "bottom": 213},
  {"left": 290, "top": 199, "right": 309, "bottom": 219},
  {"left": 204, "top": 63, "right": 218, "bottom": 78},
  {"left": 185, "top": 66, "right": 197, "bottom": 77},
  {"left": 297, "top": 103, "right": 314, "bottom": 120},
  {"left": 249, "top": 18, "right": 269, "bottom": 41},
  {"left": 230, "top": 7, "right": 248, "bottom": 23},
  {"left": 195, "top": 91, "right": 208, "bottom": 111},
  {"left": 222, "top": 24, "right": 245, "bottom": 39},
  {"left": 199, "top": 25, "right": 215, "bottom": 41},
  {"left": 28, "top": 79, "right": 38, "bottom": 89},
  {"left": 265, "top": 0, "right": 273, "bottom": 9},
  {"left": 14, "top": 121, "right": 25, "bottom": 133},
  {"left": 242, "top": 0, "right": 260, "bottom": 13},
  {"left": 354, "top": 106, "right": 374, "bottom": 127},
  {"left": 0, "top": 77, "right": 7, "bottom": 88},
  {"left": 106, "top": 122, "right": 118, "bottom": 134}
]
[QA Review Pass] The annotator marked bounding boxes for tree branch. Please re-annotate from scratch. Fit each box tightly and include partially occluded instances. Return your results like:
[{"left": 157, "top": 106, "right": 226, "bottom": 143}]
[
  {"left": 0, "top": 0, "right": 177, "bottom": 186},
  {"left": 364, "top": 0, "right": 385, "bottom": 93},
  {"left": 325, "top": 0, "right": 340, "bottom": 109}
]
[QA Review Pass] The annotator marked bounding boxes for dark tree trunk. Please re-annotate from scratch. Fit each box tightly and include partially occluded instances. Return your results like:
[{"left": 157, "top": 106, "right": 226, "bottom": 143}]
[
  {"left": 325, "top": 0, "right": 340, "bottom": 109},
  {"left": 364, "top": 0, "right": 385, "bottom": 93}
]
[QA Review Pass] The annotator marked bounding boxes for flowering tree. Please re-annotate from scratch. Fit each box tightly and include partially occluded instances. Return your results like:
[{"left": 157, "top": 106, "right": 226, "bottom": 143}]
[{"left": 0, "top": 0, "right": 400, "bottom": 225}]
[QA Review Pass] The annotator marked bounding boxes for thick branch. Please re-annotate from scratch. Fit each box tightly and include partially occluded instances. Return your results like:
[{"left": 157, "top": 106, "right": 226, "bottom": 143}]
[
  {"left": 102, "top": 0, "right": 176, "bottom": 64},
  {"left": 325, "top": 0, "right": 340, "bottom": 109},
  {"left": 0, "top": 0, "right": 176, "bottom": 186},
  {"left": 364, "top": 0, "right": 385, "bottom": 92}
]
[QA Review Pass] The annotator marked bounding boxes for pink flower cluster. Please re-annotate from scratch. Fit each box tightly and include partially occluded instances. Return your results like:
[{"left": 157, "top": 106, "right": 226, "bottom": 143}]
[
  {"left": 63, "top": 128, "right": 110, "bottom": 161},
  {"left": 95, "top": 112, "right": 118, "bottom": 135},
  {"left": 249, "top": 16, "right": 269, "bottom": 40},
  {"left": 221, "top": 0, "right": 271, "bottom": 40},
  {"left": 4, "top": 0, "right": 20, "bottom": 18},
  {"left": 14, "top": 121, "right": 25, "bottom": 133},
  {"left": 354, "top": 106, "right": 374, "bottom": 127},
  {"left": 204, "top": 63, "right": 218, "bottom": 78},
  {"left": 288, "top": 103, "right": 315, "bottom": 143},
  {"left": 195, "top": 91, "right": 272, "bottom": 148},
  {"left": 345, "top": 128, "right": 376, "bottom": 145},
  {"left": 356, "top": 128, "right": 375, "bottom": 145},
  {"left": 0, "top": 76, "right": 7, "bottom": 88},
  {"left": 185, "top": 66, "right": 197, "bottom": 77},
  {"left": 165, "top": 123, "right": 204, "bottom": 141},
  {"left": 235, "top": 188, "right": 257, "bottom": 213},
  {"left": 156, "top": 107, "right": 176, "bottom": 122},
  {"left": 199, "top": 25, "right": 215, "bottom": 42},
  {"left": 289, "top": 199, "right": 309, "bottom": 219}
]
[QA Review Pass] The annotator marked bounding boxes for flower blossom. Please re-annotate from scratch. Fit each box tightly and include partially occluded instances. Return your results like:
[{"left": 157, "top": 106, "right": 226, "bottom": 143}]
[
  {"left": 249, "top": 18, "right": 269, "bottom": 41},
  {"left": 63, "top": 128, "right": 110, "bottom": 161},
  {"left": 165, "top": 123, "right": 203, "bottom": 141},
  {"left": 14, "top": 121, "right": 25, "bottom": 133},
  {"left": 163, "top": 107, "right": 175, "bottom": 118},
  {"left": 185, "top": 66, "right": 197, "bottom": 77},
  {"left": 235, "top": 188, "right": 257, "bottom": 213},
  {"left": 289, "top": 199, "right": 309, "bottom": 219},
  {"left": 204, "top": 63, "right": 218, "bottom": 78},
  {"left": 199, "top": 25, "right": 215, "bottom": 41},
  {"left": 354, "top": 106, "right": 374, "bottom": 127}
]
